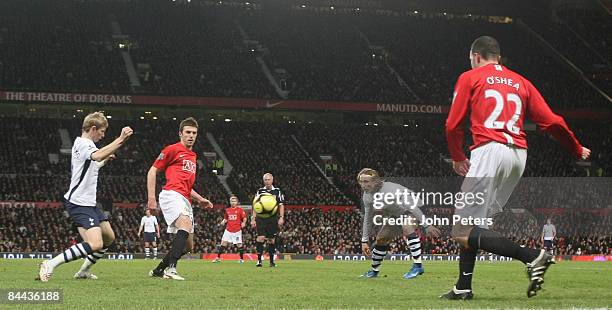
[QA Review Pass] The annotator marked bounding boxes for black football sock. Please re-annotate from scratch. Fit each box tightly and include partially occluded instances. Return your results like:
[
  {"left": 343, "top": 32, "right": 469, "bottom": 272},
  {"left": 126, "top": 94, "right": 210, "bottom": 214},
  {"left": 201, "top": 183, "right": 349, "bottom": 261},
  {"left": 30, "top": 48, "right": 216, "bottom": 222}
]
[
  {"left": 407, "top": 232, "right": 422, "bottom": 267},
  {"left": 256, "top": 241, "right": 264, "bottom": 262},
  {"left": 268, "top": 243, "right": 275, "bottom": 263},
  {"left": 371, "top": 244, "right": 389, "bottom": 271},
  {"left": 217, "top": 245, "right": 224, "bottom": 258},
  {"left": 468, "top": 227, "right": 540, "bottom": 264},
  {"left": 156, "top": 230, "right": 188, "bottom": 271},
  {"left": 239, "top": 247, "right": 244, "bottom": 260},
  {"left": 455, "top": 246, "right": 477, "bottom": 290}
]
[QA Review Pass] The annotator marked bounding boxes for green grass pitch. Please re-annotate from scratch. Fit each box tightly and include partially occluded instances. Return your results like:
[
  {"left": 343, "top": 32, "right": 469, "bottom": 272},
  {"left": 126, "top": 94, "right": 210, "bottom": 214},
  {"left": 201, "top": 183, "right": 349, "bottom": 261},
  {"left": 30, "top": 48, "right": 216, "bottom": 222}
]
[{"left": 1, "top": 259, "right": 610, "bottom": 309}]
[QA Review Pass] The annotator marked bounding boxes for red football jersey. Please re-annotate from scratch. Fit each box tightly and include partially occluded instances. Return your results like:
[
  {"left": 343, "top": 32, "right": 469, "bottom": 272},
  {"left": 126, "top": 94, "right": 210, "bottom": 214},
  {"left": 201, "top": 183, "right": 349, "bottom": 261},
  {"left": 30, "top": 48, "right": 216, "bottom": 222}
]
[
  {"left": 446, "top": 63, "right": 583, "bottom": 162},
  {"left": 224, "top": 206, "right": 246, "bottom": 233},
  {"left": 153, "top": 142, "right": 197, "bottom": 202}
]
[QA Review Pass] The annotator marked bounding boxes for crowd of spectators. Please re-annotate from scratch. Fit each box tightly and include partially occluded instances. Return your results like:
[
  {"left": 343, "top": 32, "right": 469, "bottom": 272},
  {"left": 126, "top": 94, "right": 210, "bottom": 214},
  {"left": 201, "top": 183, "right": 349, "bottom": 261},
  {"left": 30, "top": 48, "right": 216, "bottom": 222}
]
[
  {"left": 240, "top": 9, "right": 417, "bottom": 103},
  {"left": 1, "top": 116, "right": 610, "bottom": 205},
  {"left": 1, "top": 0, "right": 609, "bottom": 109},
  {"left": 114, "top": 1, "right": 277, "bottom": 98},
  {"left": 207, "top": 121, "right": 353, "bottom": 205},
  {"left": 558, "top": 8, "right": 611, "bottom": 66},
  {"left": 0, "top": 0, "right": 130, "bottom": 93},
  {"left": 522, "top": 12, "right": 611, "bottom": 95},
  {"left": 294, "top": 119, "right": 611, "bottom": 203},
  {"left": 0, "top": 117, "right": 228, "bottom": 204},
  {"left": 1, "top": 205, "right": 609, "bottom": 255}
]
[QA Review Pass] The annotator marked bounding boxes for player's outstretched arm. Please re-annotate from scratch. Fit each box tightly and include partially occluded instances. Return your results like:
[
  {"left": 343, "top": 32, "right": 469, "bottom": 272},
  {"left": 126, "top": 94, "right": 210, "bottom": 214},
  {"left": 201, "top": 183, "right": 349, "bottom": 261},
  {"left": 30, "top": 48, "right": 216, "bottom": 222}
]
[
  {"left": 91, "top": 126, "right": 133, "bottom": 162},
  {"left": 147, "top": 166, "right": 159, "bottom": 211},
  {"left": 191, "top": 189, "right": 212, "bottom": 208},
  {"left": 526, "top": 82, "right": 590, "bottom": 160}
]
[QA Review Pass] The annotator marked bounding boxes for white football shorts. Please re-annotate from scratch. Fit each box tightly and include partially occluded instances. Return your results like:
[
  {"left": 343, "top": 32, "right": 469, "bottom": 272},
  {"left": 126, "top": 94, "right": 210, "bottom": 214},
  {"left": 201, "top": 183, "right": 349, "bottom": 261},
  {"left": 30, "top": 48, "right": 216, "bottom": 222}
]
[
  {"left": 158, "top": 190, "right": 194, "bottom": 234},
  {"left": 221, "top": 229, "right": 243, "bottom": 244},
  {"left": 454, "top": 141, "right": 527, "bottom": 228}
]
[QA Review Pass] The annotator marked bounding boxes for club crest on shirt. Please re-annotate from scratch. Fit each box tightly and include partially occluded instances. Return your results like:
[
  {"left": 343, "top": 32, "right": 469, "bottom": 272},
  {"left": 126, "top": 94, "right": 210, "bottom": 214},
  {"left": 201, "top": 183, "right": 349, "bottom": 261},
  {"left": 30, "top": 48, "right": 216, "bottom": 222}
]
[{"left": 182, "top": 159, "right": 196, "bottom": 174}]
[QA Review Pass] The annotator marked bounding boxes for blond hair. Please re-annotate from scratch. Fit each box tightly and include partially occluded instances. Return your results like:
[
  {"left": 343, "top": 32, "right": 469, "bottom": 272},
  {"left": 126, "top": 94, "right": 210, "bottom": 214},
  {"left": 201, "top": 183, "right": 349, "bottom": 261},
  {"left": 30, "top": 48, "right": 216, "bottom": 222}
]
[
  {"left": 82, "top": 112, "right": 108, "bottom": 132},
  {"left": 179, "top": 117, "right": 198, "bottom": 132},
  {"left": 356, "top": 168, "right": 381, "bottom": 181}
]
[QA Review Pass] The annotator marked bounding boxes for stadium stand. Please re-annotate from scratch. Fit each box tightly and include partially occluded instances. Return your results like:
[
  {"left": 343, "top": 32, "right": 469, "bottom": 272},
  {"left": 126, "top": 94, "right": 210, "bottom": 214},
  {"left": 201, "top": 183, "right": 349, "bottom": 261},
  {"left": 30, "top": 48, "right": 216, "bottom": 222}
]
[
  {"left": 1, "top": 0, "right": 609, "bottom": 108},
  {"left": 0, "top": 115, "right": 609, "bottom": 255},
  {"left": 0, "top": 0, "right": 610, "bottom": 257}
]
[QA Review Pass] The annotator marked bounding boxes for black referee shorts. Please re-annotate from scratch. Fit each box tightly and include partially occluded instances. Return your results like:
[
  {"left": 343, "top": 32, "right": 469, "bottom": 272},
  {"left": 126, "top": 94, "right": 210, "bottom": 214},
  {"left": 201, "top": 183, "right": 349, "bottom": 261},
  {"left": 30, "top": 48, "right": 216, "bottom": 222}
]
[{"left": 255, "top": 216, "right": 278, "bottom": 239}]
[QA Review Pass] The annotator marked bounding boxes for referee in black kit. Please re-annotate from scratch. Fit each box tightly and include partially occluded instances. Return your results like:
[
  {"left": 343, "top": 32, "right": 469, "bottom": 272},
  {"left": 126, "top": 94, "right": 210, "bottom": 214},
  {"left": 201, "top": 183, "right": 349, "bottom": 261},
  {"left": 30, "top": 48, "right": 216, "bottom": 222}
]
[{"left": 251, "top": 173, "right": 285, "bottom": 267}]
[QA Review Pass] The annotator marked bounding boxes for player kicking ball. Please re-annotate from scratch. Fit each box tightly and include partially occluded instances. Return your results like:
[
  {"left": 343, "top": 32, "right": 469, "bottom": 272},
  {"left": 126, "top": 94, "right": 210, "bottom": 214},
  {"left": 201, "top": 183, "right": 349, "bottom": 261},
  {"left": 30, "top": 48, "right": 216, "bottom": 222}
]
[
  {"left": 441, "top": 36, "right": 590, "bottom": 299},
  {"left": 213, "top": 195, "right": 247, "bottom": 263},
  {"left": 147, "top": 117, "right": 213, "bottom": 280},
  {"left": 357, "top": 168, "right": 440, "bottom": 279},
  {"left": 38, "top": 112, "right": 133, "bottom": 282}
]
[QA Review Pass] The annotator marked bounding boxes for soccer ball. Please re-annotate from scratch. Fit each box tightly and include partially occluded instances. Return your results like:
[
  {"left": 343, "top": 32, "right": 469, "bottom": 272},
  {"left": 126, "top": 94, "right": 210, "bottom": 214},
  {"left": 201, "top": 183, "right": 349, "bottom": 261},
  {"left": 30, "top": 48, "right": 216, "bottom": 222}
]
[{"left": 252, "top": 193, "right": 278, "bottom": 218}]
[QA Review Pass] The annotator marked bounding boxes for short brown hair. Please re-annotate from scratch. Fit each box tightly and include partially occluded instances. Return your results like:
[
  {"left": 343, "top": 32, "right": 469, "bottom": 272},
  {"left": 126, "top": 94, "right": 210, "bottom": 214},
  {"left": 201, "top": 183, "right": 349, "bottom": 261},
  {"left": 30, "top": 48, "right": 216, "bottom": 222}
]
[
  {"left": 82, "top": 111, "right": 108, "bottom": 132},
  {"left": 470, "top": 36, "right": 501, "bottom": 60},
  {"left": 179, "top": 117, "right": 198, "bottom": 132},
  {"left": 356, "top": 168, "right": 381, "bottom": 181}
]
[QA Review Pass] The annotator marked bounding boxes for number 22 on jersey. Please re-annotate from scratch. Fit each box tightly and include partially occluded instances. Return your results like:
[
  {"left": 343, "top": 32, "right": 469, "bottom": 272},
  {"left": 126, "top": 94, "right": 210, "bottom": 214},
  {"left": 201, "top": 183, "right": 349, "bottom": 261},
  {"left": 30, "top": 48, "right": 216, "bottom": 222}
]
[{"left": 483, "top": 89, "right": 522, "bottom": 135}]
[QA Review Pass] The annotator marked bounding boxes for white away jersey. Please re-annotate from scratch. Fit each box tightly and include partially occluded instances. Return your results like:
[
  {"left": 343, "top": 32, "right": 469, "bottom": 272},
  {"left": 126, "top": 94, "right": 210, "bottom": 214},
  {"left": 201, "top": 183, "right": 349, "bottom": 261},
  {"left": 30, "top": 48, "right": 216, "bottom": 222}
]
[
  {"left": 140, "top": 216, "right": 158, "bottom": 233},
  {"left": 361, "top": 182, "right": 425, "bottom": 242},
  {"left": 63, "top": 136, "right": 100, "bottom": 206},
  {"left": 542, "top": 224, "right": 556, "bottom": 240}
]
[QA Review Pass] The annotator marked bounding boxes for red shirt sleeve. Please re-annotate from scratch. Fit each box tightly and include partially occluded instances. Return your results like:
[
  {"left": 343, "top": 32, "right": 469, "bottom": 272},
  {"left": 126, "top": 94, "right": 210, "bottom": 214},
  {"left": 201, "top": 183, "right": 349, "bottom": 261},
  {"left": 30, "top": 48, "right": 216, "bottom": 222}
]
[
  {"left": 224, "top": 210, "right": 228, "bottom": 221},
  {"left": 525, "top": 81, "right": 583, "bottom": 159},
  {"left": 240, "top": 209, "right": 246, "bottom": 220},
  {"left": 445, "top": 72, "right": 471, "bottom": 162},
  {"left": 153, "top": 145, "right": 174, "bottom": 171}
]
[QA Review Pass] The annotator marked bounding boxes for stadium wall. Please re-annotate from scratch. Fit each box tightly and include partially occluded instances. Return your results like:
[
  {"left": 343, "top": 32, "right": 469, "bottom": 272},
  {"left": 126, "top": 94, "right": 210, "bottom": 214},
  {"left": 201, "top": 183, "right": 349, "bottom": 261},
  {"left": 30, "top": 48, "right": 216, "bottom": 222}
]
[
  {"left": 1, "top": 252, "right": 610, "bottom": 262},
  {"left": 1, "top": 90, "right": 610, "bottom": 119}
]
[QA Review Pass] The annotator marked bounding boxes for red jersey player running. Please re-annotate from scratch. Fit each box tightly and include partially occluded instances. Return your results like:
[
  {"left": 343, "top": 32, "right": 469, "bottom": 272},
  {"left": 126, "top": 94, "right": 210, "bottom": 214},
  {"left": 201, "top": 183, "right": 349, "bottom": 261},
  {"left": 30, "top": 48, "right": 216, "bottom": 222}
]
[
  {"left": 441, "top": 36, "right": 591, "bottom": 300},
  {"left": 147, "top": 117, "right": 213, "bottom": 280},
  {"left": 213, "top": 195, "right": 247, "bottom": 263}
]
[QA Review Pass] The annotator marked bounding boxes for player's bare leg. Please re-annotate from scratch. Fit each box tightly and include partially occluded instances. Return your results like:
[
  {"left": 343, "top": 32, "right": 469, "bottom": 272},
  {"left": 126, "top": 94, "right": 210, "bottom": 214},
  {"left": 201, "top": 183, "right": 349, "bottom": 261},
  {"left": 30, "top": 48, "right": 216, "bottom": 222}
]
[
  {"left": 39, "top": 227, "right": 102, "bottom": 282},
  {"left": 75, "top": 222, "right": 115, "bottom": 279},
  {"left": 151, "top": 215, "right": 192, "bottom": 280}
]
